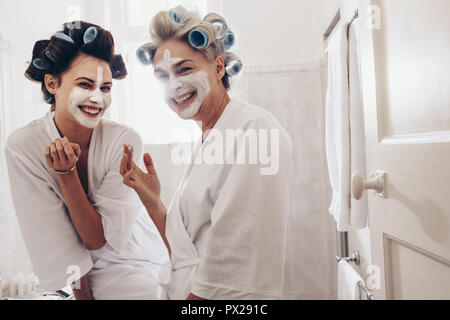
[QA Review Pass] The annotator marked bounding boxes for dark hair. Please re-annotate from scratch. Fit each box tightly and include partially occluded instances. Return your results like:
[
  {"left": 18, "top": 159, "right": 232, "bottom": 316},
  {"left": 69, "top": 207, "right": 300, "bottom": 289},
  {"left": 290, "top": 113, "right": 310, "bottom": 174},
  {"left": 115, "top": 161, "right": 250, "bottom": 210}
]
[{"left": 25, "top": 21, "right": 127, "bottom": 106}]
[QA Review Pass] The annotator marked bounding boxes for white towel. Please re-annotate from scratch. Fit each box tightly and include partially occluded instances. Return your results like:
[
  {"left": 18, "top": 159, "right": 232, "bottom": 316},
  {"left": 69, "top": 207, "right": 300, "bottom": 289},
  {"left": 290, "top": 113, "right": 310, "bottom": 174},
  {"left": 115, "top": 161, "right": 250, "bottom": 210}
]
[
  {"left": 348, "top": 18, "right": 369, "bottom": 229},
  {"left": 338, "top": 260, "right": 364, "bottom": 300},
  {"left": 325, "top": 18, "right": 368, "bottom": 231},
  {"left": 325, "top": 22, "right": 351, "bottom": 231}
]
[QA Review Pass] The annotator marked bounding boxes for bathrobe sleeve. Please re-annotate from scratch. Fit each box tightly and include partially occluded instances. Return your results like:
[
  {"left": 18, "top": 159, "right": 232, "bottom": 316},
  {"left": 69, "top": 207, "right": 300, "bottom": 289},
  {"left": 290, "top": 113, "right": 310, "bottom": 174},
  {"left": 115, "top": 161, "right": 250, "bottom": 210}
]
[
  {"left": 191, "top": 119, "right": 293, "bottom": 299},
  {"left": 90, "top": 127, "right": 144, "bottom": 253},
  {"left": 5, "top": 133, "right": 93, "bottom": 291}
]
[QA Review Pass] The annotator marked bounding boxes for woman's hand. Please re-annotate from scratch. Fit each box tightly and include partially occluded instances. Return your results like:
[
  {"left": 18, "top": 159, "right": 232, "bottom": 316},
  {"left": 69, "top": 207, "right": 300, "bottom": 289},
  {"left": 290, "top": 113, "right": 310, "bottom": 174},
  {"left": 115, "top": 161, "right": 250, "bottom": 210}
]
[
  {"left": 120, "top": 144, "right": 171, "bottom": 254},
  {"left": 120, "top": 145, "right": 162, "bottom": 212},
  {"left": 45, "top": 137, "right": 81, "bottom": 173}
]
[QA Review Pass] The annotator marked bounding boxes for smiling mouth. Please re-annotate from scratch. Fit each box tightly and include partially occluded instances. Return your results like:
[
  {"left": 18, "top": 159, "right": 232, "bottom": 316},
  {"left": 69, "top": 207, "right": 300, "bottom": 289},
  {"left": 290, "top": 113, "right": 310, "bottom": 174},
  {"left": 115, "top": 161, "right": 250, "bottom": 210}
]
[
  {"left": 79, "top": 105, "right": 102, "bottom": 116},
  {"left": 171, "top": 90, "right": 197, "bottom": 108}
]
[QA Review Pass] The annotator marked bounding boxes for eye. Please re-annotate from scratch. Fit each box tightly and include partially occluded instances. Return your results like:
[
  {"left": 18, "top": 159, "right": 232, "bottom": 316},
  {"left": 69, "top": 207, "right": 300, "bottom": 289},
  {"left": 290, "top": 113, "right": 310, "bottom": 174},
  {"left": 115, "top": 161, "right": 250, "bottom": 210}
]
[
  {"left": 178, "top": 67, "right": 192, "bottom": 74},
  {"left": 78, "top": 82, "right": 91, "bottom": 89},
  {"left": 155, "top": 73, "right": 169, "bottom": 81},
  {"left": 101, "top": 86, "right": 111, "bottom": 93}
]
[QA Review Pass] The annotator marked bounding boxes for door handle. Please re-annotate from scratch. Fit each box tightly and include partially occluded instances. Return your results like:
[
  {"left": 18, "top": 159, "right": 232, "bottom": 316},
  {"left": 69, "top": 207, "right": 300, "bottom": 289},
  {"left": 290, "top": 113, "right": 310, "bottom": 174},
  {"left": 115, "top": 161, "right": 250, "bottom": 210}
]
[{"left": 351, "top": 170, "right": 386, "bottom": 200}]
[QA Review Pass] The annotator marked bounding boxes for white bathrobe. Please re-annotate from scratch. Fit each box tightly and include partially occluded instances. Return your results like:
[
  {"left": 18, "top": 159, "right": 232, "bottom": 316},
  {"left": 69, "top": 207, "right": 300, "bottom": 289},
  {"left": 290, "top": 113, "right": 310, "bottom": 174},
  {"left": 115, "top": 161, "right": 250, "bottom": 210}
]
[
  {"left": 159, "top": 99, "right": 293, "bottom": 300},
  {"left": 5, "top": 111, "right": 169, "bottom": 299}
]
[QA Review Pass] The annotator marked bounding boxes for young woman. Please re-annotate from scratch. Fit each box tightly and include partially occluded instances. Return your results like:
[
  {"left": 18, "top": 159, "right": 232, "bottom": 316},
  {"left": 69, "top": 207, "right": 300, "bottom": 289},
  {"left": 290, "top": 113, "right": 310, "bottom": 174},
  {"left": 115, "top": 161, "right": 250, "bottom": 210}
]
[
  {"left": 5, "top": 21, "right": 168, "bottom": 300},
  {"left": 121, "top": 7, "right": 293, "bottom": 300}
]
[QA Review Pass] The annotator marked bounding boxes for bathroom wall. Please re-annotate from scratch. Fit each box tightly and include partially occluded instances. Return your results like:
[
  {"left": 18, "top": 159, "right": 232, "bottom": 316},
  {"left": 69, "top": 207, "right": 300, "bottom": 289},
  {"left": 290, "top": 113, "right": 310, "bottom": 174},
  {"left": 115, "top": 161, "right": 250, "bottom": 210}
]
[
  {"left": 0, "top": 32, "right": 46, "bottom": 297},
  {"left": 221, "top": 0, "right": 339, "bottom": 67},
  {"left": 0, "top": 0, "right": 86, "bottom": 52}
]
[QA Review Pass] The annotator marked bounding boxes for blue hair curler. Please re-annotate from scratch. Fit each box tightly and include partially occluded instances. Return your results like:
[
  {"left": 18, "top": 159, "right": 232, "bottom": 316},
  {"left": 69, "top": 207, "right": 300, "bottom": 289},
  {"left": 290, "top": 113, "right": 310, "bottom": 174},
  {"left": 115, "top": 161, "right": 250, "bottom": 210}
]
[
  {"left": 55, "top": 32, "right": 75, "bottom": 44},
  {"left": 226, "top": 60, "right": 242, "bottom": 76},
  {"left": 222, "top": 32, "right": 235, "bottom": 50},
  {"left": 189, "top": 28, "right": 209, "bottom": 49},
  {"left": 212, "top": 20, "right": 227, "bottom": 40},
  {"left": 83, "top": 26, "right": 98, "bottom": 44},
  {"left": 68, "top": 28, "right": 76, "bottom": 39},
  {"left": 169, "top": 10, "right": 183, "bottom": 24},
  {"left": 32, "top": 58, "right": 50, "bottom": 70},
  {"left": 136, "top": 47, "right": 152, "bottom": 65},
  {"left": 44, "top": 50, "right": 56, "bottom": 63}
]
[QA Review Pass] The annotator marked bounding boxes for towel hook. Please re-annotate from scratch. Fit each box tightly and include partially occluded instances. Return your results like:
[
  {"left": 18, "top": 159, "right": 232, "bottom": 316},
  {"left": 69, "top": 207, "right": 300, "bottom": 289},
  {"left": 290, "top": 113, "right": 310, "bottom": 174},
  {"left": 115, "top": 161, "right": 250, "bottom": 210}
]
[{"left": 335, "top": 250, "right": 360, "bottom": 265}]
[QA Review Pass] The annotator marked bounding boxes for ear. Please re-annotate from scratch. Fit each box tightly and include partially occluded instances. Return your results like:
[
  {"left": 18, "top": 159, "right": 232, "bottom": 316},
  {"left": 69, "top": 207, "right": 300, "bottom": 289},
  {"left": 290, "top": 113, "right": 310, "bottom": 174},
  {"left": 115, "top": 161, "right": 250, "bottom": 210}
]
[
  {"left": 214, "top": 56, "right": 226, "bottom": 81},
  {"left": 44, "top": 74, "right": 59, "bottom": 95}
]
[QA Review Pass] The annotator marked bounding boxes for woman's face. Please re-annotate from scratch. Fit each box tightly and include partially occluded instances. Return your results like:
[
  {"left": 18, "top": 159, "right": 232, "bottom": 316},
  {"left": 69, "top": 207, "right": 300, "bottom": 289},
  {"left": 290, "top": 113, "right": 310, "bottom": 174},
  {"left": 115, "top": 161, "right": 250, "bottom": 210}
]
[
  {"left": 46, "top": 54, "right": 113, "bottom": 129},
  {"left": 153, "top": 38, "right": 224, "bottom": 120}
]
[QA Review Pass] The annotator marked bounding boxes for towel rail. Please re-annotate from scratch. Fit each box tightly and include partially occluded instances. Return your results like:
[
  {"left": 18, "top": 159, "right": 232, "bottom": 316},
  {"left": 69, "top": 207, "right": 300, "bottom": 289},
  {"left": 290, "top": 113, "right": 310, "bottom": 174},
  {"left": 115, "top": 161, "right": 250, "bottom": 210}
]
[
  {"left": 323, "top": 8, "right": 359, "bottom": 42},
  {"left": 347, "top": 9, "right": 359, "bottom": 35},
  {"left": 358, "top": 281, "right": 374, "bottom": 300},
  {"left": 335, "top": 250, "right": 360, "bottom": 265},
  {"left": 336, "top": 250, "right": 374, "bottom": 300}
]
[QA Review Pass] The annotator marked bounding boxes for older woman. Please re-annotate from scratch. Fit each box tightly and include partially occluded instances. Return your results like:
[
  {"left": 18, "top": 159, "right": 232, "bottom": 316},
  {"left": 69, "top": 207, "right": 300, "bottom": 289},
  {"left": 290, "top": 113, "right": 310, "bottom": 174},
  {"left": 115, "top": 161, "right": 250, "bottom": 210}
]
[
  {"left": 121, "top": 6, "right": 292, "bottom": 300},
  {"left": 5, "top": 21, "right": 168, "bottom": 299}
]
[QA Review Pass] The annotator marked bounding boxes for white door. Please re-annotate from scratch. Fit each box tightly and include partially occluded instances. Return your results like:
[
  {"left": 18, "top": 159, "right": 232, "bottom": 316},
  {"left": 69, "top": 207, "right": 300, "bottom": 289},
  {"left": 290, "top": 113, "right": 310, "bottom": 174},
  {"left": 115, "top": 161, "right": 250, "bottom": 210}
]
[{"left": 357, "top": 0, "right": 450, "bottom": 299}]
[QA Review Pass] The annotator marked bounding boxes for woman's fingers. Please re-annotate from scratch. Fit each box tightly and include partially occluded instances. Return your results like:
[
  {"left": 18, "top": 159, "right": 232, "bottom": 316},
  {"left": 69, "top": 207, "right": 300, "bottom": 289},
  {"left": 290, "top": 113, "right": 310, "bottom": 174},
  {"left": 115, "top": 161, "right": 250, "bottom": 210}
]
[
  {"left": 122, "top": 169, "right": 136, "bottom": 188},
  {"left": 61, "top": 137, "right": 75, "bottom": 161},
  {"left": 122, "top": 144, "right": 141, "bottom": 172},
  {"left": 46, "top": 138, "right": 81, "bottom": 171},
  {"left": 49, "top": 142, "right": 59, "bottom": 162},
  {"left": 125, "top": 144, "right": 133, "bottom": 171},
  {"left": 143, "top": 153, "right": 156, "bottom": 175},
  {"left": 55, "top": 139, "right": 67, "bottom": 162},
  {"left": 71, "top": 143, "right": 81, "bottom": 158},
  {"left": 45, "top": 147, "right": 53, "bottom": 168},
  {"left": 120, "top": 152, "right": 129, "bottom": 176}
]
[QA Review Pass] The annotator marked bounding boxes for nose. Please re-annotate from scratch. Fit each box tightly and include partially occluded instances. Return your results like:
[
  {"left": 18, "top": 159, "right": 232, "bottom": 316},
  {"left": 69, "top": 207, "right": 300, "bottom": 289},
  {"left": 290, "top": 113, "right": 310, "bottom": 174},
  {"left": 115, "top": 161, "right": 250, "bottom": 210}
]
[
  {"left": 88, "top": 89, "right": 102, "bottom": 104},
  {"left": 168, "top": 78, "right": 183, "bottom": 96}
]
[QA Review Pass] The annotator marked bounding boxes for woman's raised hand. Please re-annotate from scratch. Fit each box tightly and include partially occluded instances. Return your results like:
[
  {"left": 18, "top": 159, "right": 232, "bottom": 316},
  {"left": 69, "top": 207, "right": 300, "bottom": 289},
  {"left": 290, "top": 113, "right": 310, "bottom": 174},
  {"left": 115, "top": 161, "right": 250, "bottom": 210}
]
[
  {"left": 120, "top": 145, "right": 163, "bottom": 212},
  {"left": 45, "top": 137, "right": 81, "bottom": 173}
]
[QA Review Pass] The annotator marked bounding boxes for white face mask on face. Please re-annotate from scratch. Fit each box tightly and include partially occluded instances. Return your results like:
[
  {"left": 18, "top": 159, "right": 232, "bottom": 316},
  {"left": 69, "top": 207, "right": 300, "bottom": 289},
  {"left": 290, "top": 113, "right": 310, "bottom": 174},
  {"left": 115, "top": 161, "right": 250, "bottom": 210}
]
[
  {"left": 155, "top": 49, "right": 210, "bottom": 120},
  {"left": 68, "top": 66, "right": 112, "bottom": 129}
]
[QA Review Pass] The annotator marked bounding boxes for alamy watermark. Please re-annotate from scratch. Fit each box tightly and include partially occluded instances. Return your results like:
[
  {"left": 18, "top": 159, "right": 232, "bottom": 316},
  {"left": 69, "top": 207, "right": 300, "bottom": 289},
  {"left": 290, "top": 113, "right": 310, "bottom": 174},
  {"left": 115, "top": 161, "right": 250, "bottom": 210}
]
[
  {"left": 170, "top": 128, "right": 282, "bottom": 176},
  {"left": 66, "top": 265, "right": 81, "bottom": 290}
]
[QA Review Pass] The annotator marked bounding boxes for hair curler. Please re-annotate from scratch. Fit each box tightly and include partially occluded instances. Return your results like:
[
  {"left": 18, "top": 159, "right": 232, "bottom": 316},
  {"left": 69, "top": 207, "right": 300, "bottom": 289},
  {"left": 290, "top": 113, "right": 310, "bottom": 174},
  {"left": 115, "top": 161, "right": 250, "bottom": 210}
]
[
  {"left": 55, "top": 32, "right": 75, "bottom": 44},
  {"left": 203, "top": 13, "right": 228, "bottom": 40},
  {"left": 44, "top": 50, "right": 56, "bottom": 63},
  {"left": 169, "top": 10, "right": 183, "bottom": 24},
  {"left": 83, "top": 26, "right": 98, "bottom": 44},
  {"left": 136, "top": 46, "right": 153, "bottom": 65},
  {"left": 222, "top": 31, "right": 235, "bottom": 50},
  {"left": 68, "top": 28, "right": 76, "bottom": 40},
  {"left": 32, "top": 58, "right": 50, "bottom": 70},
  {"left": 110, "top": 54, "right": 128, "bottom": 79},
  {"left": 188, "top": 22, "right": 215, "bottom": 49},
  {"left": 226, "top": 60, "right": 242, "bottom": 76},
  {"left": 212, "top": 20, "right": 227, "bottom": 40}
]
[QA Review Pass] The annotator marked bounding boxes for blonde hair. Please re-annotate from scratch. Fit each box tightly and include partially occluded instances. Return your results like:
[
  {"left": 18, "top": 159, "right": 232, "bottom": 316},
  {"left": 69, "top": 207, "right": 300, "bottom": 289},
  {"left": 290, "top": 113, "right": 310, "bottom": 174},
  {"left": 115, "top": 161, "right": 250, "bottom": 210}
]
[{"left": 137, "top": 6, "right": 241, "bottom": 90}]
